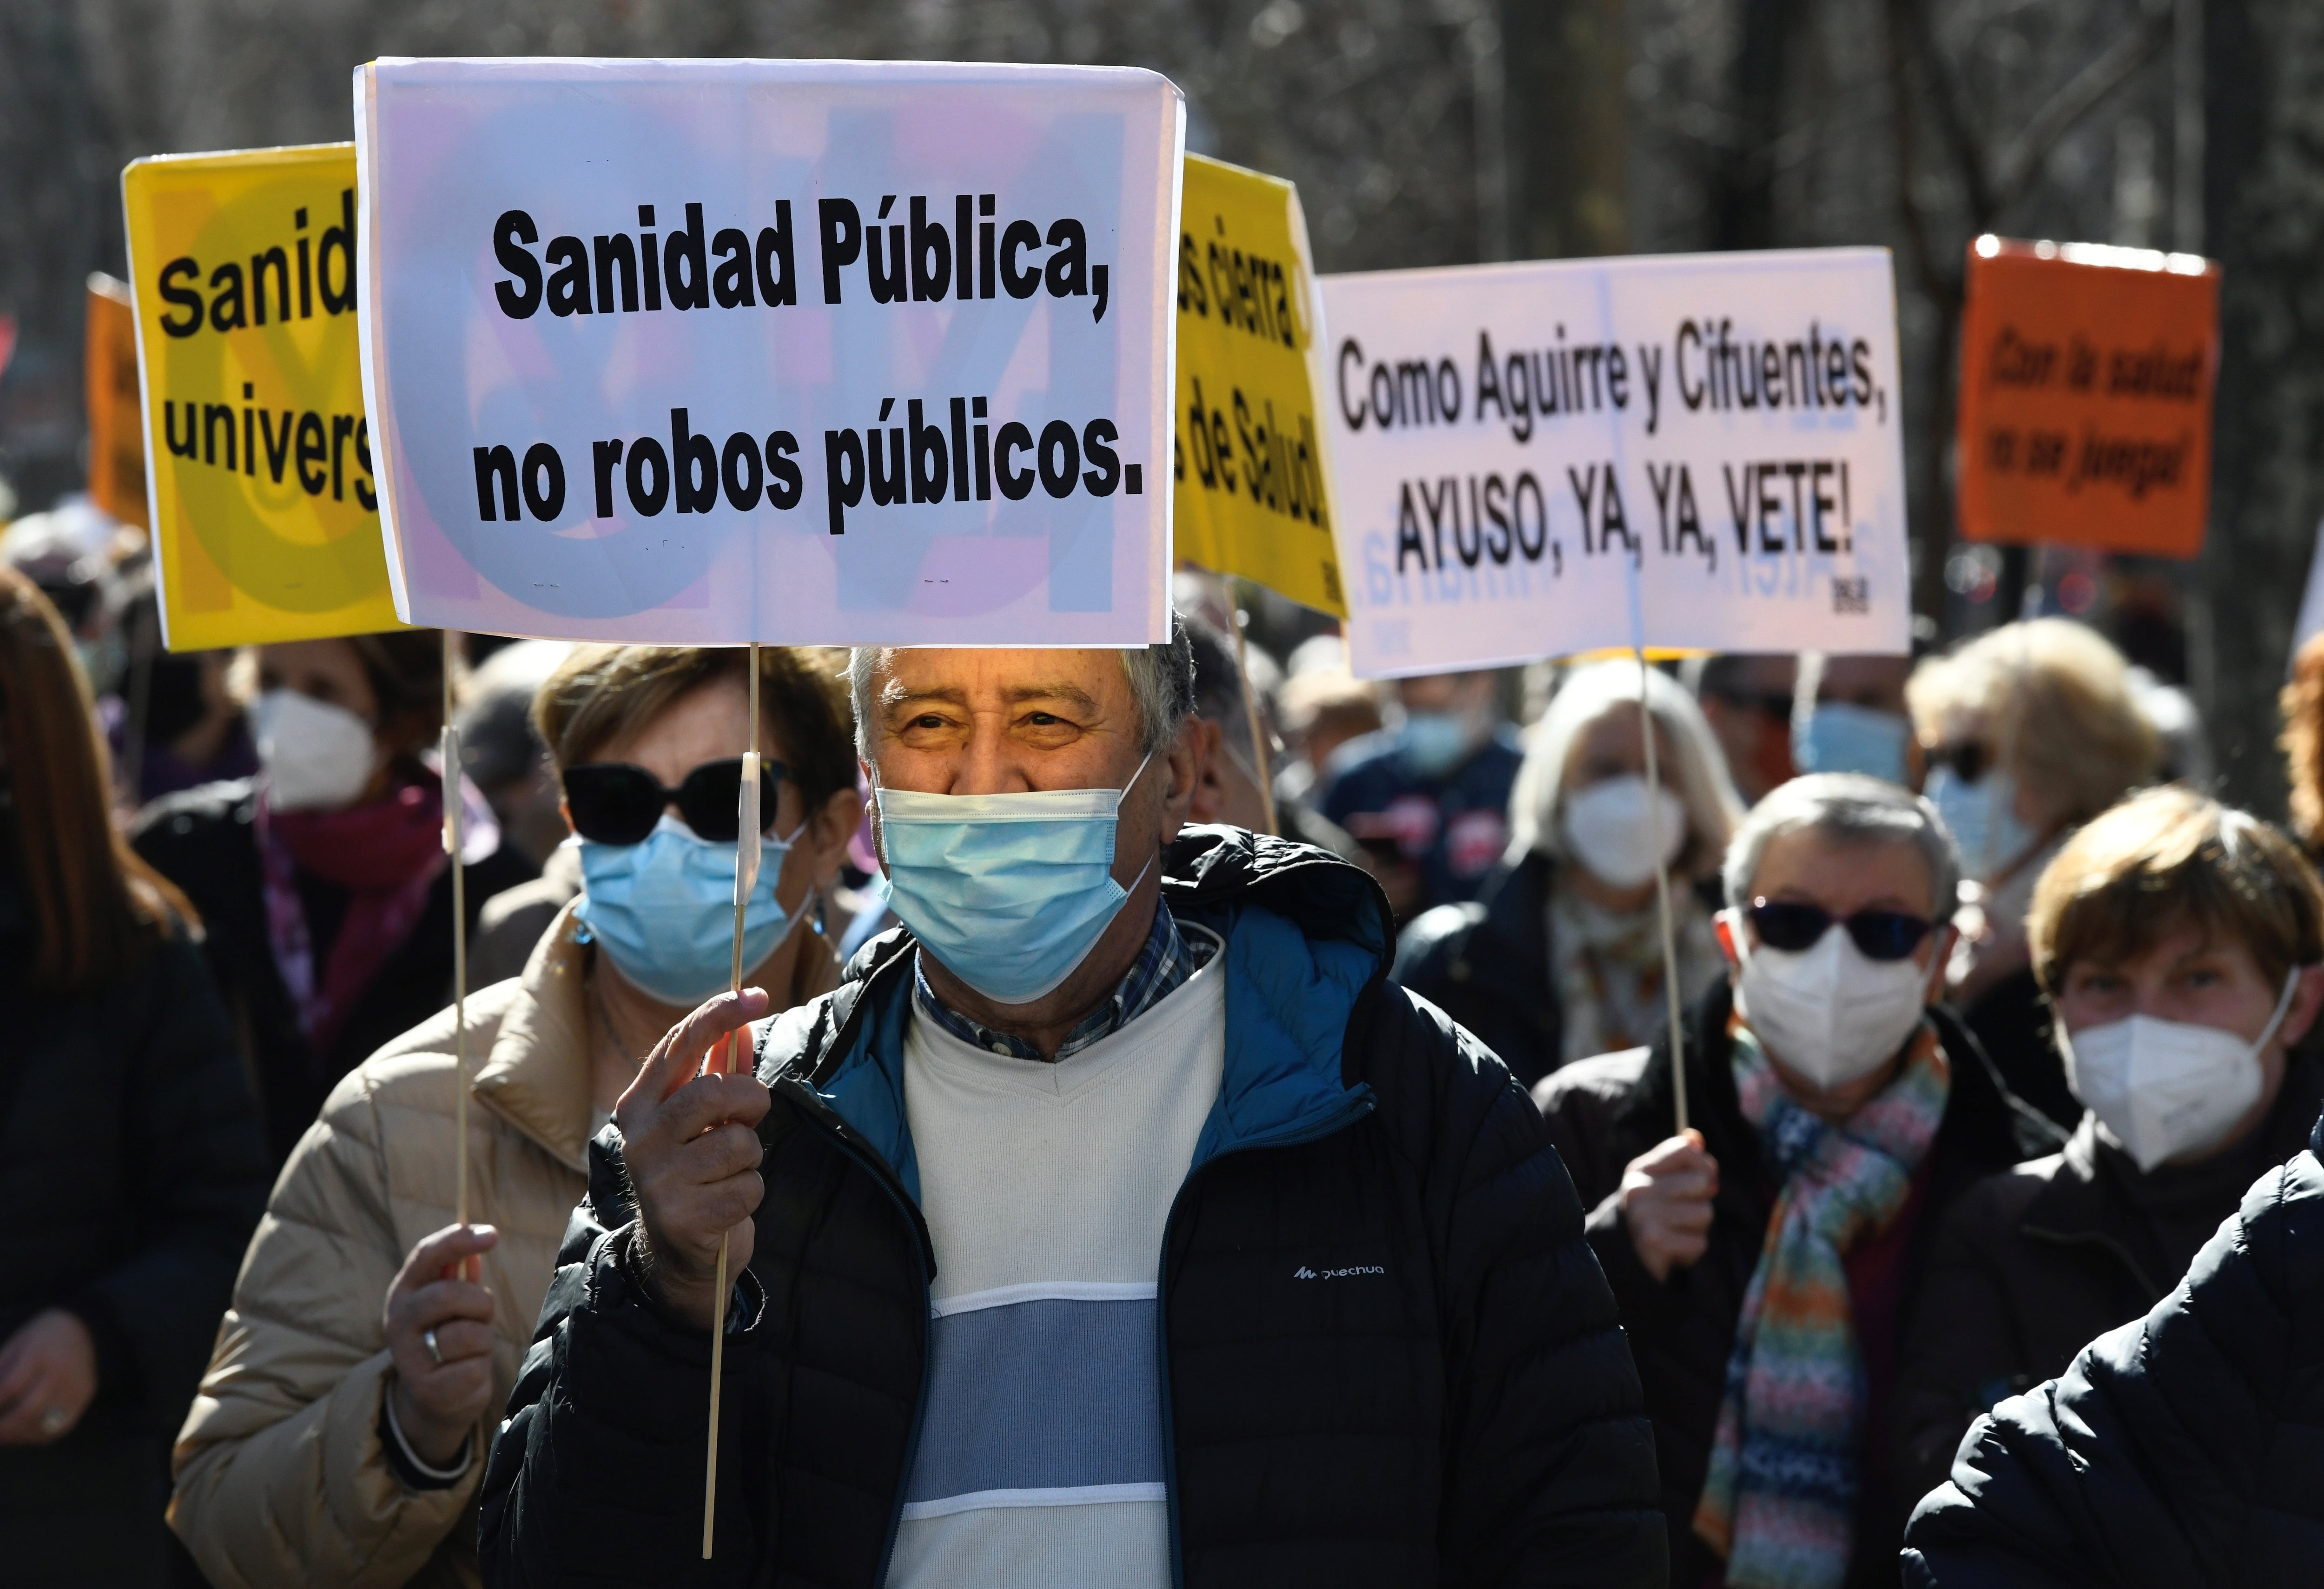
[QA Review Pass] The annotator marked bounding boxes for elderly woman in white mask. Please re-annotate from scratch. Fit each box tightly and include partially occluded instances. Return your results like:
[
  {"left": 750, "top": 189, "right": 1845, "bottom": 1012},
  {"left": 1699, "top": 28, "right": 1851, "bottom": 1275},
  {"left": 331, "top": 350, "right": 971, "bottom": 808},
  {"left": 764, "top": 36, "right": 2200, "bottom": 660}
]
[{"left": 1393, "top": 658, "right": 1742, "bottom": 1087}]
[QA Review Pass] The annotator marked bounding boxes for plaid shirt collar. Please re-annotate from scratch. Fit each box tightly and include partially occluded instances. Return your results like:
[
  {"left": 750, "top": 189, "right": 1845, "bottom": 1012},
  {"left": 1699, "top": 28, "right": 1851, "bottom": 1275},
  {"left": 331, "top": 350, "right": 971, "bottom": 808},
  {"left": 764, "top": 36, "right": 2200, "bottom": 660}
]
[{"left": 913, "top": 897, "right": 1215, "bottom": 1063}]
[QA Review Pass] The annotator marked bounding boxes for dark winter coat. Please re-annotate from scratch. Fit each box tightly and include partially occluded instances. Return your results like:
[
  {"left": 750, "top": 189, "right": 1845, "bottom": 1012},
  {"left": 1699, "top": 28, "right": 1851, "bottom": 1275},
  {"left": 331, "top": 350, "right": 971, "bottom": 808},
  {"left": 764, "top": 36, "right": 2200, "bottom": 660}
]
[
  {"left": 132, "top": 778, "right": 535, "bottom": 1165},
  {"left": 0, "top": 886, "right": 270, "bottom": 1585},
  {"left": 479, "top": 827, "right": 1666, "bottom": 1588},
  {"left": 1533, "top": 980, "right": 2061, "bottom": 1589},
  {"left": 1393, "top": 851, "right": 1565, "bottom": 1090},
  {"left": 1893, "top": 1053, "right": 2324, "bottom": 1510},
  {"left": 1960, "top": 966, "right": 2081, "bottom": 1135},
  {"left": 1901, "top": 1107, "right": 2324, "bottom": 1586}
]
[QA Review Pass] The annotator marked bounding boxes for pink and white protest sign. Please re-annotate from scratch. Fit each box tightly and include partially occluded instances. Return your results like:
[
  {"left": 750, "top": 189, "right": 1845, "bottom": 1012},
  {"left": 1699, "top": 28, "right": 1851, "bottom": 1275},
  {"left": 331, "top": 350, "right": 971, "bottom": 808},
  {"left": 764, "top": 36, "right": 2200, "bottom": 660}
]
[{"left": 355, "top": 58, "right": 1182, "bottom": 644}]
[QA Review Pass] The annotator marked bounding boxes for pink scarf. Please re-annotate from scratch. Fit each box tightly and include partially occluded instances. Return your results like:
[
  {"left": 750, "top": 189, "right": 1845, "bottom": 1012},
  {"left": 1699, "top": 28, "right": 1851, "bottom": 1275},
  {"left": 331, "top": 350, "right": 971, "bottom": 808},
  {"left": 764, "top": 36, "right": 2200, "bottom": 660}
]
[{"left": 257, "top": 774, "right": 480, "bottom": 1057}]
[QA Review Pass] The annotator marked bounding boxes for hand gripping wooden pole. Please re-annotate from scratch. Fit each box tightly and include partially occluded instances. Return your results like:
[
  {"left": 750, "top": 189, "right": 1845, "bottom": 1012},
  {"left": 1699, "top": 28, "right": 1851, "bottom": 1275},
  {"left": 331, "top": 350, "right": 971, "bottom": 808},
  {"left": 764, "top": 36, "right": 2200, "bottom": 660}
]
[
  {"left": 705, "top": 643, "right": 761, "bottom": 1558},
  {"left": 1635, "top": 647, "right": 1689, "bottom": 1138}
]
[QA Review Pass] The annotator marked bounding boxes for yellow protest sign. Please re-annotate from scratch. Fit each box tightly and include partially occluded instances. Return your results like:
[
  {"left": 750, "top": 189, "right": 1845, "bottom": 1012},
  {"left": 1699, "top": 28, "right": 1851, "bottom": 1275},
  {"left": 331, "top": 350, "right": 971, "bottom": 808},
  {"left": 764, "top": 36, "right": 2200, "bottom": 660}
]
[
  {"left": 123, "top": 143, "right": 405, "bottom": 649},
  {"left": 1173, "top": 154, "right": 1344, "bottom": 616},
  {"left": 86, "top": 274, "right": 147, "bottom": 528}
]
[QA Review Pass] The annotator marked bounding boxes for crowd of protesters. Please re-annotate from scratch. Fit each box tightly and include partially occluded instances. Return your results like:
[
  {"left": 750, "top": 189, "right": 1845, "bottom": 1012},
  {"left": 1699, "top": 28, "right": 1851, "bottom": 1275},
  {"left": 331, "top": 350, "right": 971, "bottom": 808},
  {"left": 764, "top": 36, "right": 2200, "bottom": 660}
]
[{"left": 7, "top": 496, "right": 2324, "bottom": 1586}]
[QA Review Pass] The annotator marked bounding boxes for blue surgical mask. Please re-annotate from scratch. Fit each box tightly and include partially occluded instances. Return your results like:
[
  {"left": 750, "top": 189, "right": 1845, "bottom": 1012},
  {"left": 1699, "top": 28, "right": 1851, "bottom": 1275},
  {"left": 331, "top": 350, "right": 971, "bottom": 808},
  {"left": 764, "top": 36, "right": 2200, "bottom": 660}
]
[
  {"left": 875, "top": 753, "right": 1155, "bottom": 1006},
  {"left": 1400, "top": 710, "right": 1472, "bottom": 778},
  {"left": 574, "top": 814, "right": 798, "bottom": 1006},
  {"left": 1792, "top": 702, "right": 1913, "bottom": 786},
  {"left": 1925, "top": 763, "right": 2040, "bottom": 884}
]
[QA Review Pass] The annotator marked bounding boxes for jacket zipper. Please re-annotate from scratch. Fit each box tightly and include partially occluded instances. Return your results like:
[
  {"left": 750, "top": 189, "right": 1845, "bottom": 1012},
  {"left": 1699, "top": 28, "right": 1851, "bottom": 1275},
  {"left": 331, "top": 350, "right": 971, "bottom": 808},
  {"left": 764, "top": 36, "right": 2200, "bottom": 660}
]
[
  {"left": 769, "top": 947, "right": 940, "bottom": 1589},
  {"left": 774, "top": 1079, "right": 936, "bottom": 1589},
  {"left": 1153, "top": 1089, "right": 1377, "bottom": 1589}
]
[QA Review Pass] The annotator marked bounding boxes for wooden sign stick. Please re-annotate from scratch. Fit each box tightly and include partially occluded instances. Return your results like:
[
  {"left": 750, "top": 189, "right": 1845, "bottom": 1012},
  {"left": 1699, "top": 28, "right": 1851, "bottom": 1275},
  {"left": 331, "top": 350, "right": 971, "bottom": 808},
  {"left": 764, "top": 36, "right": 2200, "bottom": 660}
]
[
  {"left": 705, "top": 643, "right": 761, "bottom": 1557},
  {"left": 440, "top": 631, "right": 472, "bottom": 1238},
  {"left": 1635, "top": 646, "right": 1689, "bottom": 1138},
  {"left": 1231, "top": 611, "right": 1280, "bottom": 836}
]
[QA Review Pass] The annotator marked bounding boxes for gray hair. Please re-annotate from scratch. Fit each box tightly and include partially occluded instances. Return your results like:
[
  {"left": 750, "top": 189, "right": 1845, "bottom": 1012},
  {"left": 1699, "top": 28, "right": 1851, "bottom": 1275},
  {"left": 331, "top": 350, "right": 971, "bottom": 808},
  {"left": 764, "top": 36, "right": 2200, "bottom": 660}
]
[
  {"left": 1721, "top": 772, "right": 1962, "bottom": 920},
  {"left": 849, "top": 615, "right": 1196, "bottom": 757},
  {"left": 1510, "top": 658, "right": 1744, "bottom": 877}
]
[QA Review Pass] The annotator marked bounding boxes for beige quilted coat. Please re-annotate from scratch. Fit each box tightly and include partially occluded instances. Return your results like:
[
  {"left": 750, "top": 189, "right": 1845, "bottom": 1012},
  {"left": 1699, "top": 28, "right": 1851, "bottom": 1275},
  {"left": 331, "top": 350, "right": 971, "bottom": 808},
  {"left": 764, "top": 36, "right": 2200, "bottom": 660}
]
[{"left": 168, "top": 902, "right": 839, "bottom": 1588}]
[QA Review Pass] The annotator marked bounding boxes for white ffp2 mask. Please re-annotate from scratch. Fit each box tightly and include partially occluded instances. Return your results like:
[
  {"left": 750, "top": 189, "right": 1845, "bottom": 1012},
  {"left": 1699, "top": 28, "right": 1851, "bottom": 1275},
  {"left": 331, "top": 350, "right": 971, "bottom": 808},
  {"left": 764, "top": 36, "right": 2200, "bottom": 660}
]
[
  {"left": 1560, "top": 775, "right": 1688, "bottom": 889},
  {"left": 250, "top": 688, "right": 379, "bottom": 812},
  {"left": 1731, "top": 913, "right": 1934, "bottom": 1089},
  {"left": 2060, "top": 971, "right": 2300, "bottom": 1172}
]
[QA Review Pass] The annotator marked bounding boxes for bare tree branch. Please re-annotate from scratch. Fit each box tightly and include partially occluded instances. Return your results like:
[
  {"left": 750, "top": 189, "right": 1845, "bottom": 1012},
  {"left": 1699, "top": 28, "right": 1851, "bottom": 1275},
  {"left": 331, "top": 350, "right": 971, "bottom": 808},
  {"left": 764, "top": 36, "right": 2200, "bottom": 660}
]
[
  {"left": 1888, "top": 0, "right": 1995, "bottom": 224},
  {"left": 1882, "top": 0, "right": 1955, "bottom": 305},
  {"left": 1989, "top": 0, "right": 2174, "bottom": 212}
]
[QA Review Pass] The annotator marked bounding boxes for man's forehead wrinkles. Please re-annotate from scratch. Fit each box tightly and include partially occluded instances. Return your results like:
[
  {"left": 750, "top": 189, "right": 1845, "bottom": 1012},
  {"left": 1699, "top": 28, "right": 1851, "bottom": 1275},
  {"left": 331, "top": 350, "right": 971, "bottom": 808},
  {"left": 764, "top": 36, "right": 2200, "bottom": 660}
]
[
  {"left": 879, "top": 679, "right": 1109, "bottom": 713},
  {"left": 878, "top": 682, "right": 968, "bottom": 709},
  {"left": 1005, "top": 682, "right": 1103, "bottom": 709}
]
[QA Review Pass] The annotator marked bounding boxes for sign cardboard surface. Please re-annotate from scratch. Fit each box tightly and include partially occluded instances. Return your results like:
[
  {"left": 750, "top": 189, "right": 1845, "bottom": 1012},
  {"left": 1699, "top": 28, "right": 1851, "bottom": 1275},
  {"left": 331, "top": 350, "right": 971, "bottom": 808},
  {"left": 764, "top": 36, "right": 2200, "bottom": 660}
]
[
  {"left": 356, "top": 57, "right": 1183, "bottom": 646},
  {"left": 1171, "top": 154, "right": 1342, "bottom": 616},
  {"left": 85, "top": 274, "right": 148, "bottom": 529},
  {"left": 123, "top": 143, "right": 405, "bottom": 650},
  {"left": 1956, "top": 238, "right": 2219, "bottom": 558},
  {"left": 1320, "top": 248, "right": 1909, "bottom": 678}
]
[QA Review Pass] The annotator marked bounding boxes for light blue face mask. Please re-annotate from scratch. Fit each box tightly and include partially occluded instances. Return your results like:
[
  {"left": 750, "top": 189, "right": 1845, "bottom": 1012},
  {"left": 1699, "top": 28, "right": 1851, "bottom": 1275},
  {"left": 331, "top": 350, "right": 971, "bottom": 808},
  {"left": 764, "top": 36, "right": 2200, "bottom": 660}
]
[
  {"left": 574, "top": 814, "right": 798, "bottom": 1006},
  {"left": 1400, "top": 710, "right": 1472, "bottom": 778},
  {"left": 1792, "top": 702, "right": 1914, "bottom": 786},
  {"left": 875, "top": 752, "right": 1155, "bottom": 1006},
  {"left": 1925, "top": 763, "right": 2040, "bottom": 884}
]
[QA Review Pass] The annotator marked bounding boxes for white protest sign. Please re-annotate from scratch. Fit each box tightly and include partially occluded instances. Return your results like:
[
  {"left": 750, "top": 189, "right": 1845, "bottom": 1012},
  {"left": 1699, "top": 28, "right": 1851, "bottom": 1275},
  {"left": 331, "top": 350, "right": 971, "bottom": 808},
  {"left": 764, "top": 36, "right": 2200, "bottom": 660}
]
[
  {"left": 1321, "top": 248, "right": 1909, "bottom": 676},
  {"left": 355, "top": 58, "right": 1182, "bottom": 645}
]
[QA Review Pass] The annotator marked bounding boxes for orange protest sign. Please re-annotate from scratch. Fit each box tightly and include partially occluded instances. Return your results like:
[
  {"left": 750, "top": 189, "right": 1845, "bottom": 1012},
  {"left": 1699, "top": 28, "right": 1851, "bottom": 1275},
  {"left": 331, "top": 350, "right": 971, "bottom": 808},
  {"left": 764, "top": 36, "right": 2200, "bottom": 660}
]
[
  {"left": 1956, "top": 236, "right": 2219, "bottom": 558},
  {"left": 85, "top": 274, "right": 147, "bottom": 528}
]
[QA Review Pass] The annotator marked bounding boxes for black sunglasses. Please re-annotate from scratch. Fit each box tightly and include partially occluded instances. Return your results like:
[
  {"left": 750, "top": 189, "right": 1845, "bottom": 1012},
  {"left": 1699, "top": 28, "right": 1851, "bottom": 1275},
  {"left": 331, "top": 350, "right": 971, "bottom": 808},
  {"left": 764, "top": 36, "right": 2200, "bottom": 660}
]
[
  {"left": 1926, "top": 741, "right": 1989, "bottom": 784},
  {"left": 1748, "top": 897, "right": 1933, "bottom": 963},
  {"left": 563, "top": 757, "right": 785, "bottom": 846}
]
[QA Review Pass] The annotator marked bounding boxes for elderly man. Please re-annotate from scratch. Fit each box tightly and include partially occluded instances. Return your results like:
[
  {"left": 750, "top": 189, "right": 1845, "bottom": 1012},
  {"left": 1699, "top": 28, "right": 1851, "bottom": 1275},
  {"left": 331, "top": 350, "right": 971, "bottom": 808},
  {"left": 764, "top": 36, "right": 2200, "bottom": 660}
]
[
  {"left": 480, "top": 624, "right": 1664, "bottom": 1588},
  {"left": 1535, "top": 774, "right": 2053, "bottom": 1589}
]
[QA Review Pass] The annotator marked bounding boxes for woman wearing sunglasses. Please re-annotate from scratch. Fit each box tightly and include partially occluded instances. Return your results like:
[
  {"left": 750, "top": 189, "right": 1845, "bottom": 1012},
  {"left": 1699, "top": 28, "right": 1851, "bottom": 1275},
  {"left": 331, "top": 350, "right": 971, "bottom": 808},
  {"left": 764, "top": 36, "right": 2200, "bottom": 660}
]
[
  {"left": 1534, "top": 774, "right": 2053, "bottom": 1589},
  {"left": 170, "top": 644, "right": 861, "bottom": 1589},
  {"left": 1893, "top": 787, "right": 2324, "bottom": 1514}
]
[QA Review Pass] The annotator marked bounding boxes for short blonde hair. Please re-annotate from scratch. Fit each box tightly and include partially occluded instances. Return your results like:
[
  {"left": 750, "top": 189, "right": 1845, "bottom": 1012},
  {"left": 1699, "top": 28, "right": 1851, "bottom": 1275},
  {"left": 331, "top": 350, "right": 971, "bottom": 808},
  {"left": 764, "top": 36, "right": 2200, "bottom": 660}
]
[
  {"left": 1906, "top": 618, "right": 2156, "bottom": 829},
  {"left": 2028, "top": 786, "right": 2324, "bottom": 992}
]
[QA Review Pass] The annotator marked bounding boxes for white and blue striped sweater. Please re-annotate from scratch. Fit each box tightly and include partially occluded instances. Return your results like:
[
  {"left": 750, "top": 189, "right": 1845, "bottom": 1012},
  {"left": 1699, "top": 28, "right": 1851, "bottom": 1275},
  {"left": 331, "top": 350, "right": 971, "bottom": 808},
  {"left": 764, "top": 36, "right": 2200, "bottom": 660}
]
[{"left": 887, "top": 927, "right": 1227, "bottom": 1587}]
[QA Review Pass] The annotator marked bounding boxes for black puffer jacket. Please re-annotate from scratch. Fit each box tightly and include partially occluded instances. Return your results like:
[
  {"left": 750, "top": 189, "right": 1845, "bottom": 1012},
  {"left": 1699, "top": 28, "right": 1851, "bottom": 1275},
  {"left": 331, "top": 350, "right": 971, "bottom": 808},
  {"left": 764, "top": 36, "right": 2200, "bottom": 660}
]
[
  {"left": 1534, "top": 980, "right": 2060, "bottom": 1589},
  {"left": 1901, "top": 1109, "right": 2324, "bottom": 1586},
  {"left": 481, "top": 828, "right": 1665, "bottom": 1587},
  {"left": 0, "top": 891, "right": 270, "bottom": 1585},
  {"left": 1892, "top": 1053, "right": 2324, "bottom": 1510}
]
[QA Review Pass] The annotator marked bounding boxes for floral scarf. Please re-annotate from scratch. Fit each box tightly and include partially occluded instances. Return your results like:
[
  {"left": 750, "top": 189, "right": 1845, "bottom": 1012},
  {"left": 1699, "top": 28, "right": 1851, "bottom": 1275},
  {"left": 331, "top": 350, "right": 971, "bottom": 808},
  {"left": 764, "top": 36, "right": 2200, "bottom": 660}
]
[
  {"left": 1548, "top": 881, "right": 1721, "bottom": 1065},
  {"left": 1690, "top": 1020, "right": 1950, "bottom": 1589}
]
